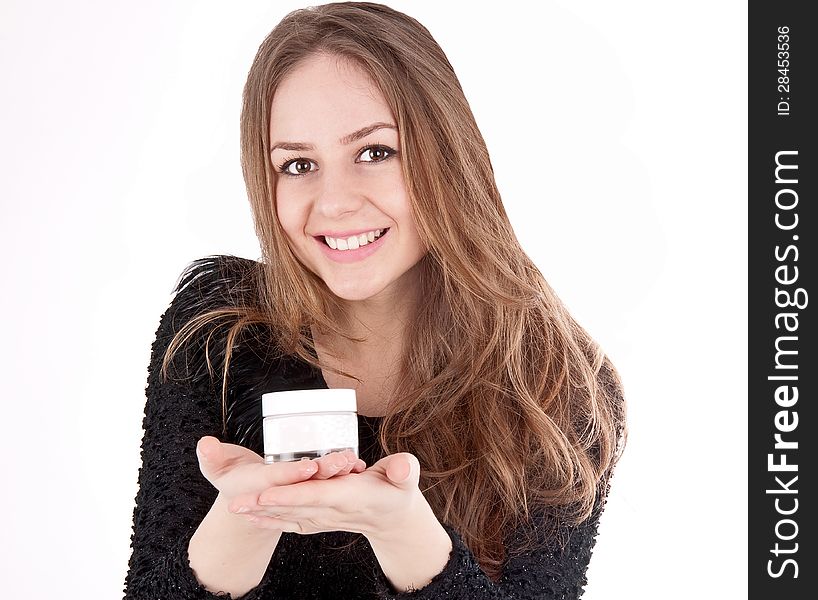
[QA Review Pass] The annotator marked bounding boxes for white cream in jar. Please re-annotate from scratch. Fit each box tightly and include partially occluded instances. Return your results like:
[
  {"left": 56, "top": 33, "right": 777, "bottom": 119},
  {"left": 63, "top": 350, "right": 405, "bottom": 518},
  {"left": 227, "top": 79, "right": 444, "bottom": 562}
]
[{"left": 262, "top": 388, "right": 358, "bottom": 464}]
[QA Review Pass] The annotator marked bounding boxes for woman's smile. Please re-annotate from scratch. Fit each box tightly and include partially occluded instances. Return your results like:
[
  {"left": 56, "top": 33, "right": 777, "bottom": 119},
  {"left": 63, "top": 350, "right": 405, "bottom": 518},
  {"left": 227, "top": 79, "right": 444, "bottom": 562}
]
[{"left": 314, "top": 227, "right": 391, "bottom": 263}]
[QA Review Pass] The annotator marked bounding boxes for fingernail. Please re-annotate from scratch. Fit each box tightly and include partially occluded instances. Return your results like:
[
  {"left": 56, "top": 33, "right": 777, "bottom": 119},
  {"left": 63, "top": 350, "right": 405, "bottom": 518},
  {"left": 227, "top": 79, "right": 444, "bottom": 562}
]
[{"left": 234, "top": 506, "right": 249, "bottom": 514}]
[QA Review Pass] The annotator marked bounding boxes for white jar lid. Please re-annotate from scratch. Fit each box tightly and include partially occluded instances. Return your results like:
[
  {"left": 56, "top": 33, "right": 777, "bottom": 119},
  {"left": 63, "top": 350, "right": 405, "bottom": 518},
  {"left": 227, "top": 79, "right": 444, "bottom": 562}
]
[{"left": 262, "top": 388, "right": 357, "bottom": 417}]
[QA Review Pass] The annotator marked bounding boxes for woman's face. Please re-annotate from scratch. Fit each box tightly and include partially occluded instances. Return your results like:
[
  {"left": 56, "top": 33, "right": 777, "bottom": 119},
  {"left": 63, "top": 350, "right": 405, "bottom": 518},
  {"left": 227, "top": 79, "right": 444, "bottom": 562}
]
[{"left": 269, "top": 53, "right": 427, "bottom": 303}]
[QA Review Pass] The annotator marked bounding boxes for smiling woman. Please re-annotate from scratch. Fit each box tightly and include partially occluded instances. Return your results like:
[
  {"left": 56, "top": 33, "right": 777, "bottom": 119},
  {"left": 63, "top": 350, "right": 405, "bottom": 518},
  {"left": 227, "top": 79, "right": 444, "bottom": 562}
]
[
  {"left": 123, "top": 2, "right": 627, "bottom": 599},
  {"left": 270, "top": 53, "right": 426, "bottom": 312},
  {"left": 270, "top": 54, "right": 426, "bottom": 311}
]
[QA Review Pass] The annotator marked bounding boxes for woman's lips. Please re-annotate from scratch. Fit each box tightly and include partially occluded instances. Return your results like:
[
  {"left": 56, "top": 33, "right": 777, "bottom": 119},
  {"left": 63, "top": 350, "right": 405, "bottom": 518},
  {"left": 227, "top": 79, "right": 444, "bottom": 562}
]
[{"left": 315, "top": 228, "right": 390, "bottom": 263}]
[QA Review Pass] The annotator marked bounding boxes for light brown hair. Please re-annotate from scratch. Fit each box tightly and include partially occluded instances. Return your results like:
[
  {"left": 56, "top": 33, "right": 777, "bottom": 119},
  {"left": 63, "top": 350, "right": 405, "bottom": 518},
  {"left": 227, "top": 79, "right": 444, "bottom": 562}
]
[{"left": 162, "top": 1, "right": 626, "bottom": 581}]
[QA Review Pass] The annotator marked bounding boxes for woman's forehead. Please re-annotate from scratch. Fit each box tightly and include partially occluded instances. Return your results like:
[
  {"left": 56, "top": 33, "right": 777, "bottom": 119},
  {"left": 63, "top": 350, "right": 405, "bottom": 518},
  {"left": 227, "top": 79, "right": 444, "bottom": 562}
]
[{"left": 269, "top": 62, "right": 395, "bottom": 144}]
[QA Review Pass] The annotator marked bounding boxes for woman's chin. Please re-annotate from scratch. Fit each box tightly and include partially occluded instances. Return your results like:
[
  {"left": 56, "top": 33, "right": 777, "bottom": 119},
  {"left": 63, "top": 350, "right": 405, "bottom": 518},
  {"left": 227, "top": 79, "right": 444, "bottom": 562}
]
[
  {"left": 328, "top": 288, "right": 383, "bottom": 302},
  {"left": 325, "top": 280, "right": 387, "bottom": 303}
]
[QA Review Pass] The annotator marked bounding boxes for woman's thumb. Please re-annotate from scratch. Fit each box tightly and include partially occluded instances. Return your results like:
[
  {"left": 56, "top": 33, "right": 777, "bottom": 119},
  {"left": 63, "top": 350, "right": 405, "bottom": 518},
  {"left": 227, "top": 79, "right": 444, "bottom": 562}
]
[
  {"left": 196, "top": 436, "right": 222, "bottom": 465},
  {"left": 386, "top": 453, "right": 419, "bottom": 487}
]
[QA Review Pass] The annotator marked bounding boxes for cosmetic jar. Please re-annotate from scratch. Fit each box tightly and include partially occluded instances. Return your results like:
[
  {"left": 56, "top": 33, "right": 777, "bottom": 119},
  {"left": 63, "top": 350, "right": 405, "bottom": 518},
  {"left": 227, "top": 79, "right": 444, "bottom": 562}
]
[{"left": 262, "top": 388, "right": 358, "bottom": 464}]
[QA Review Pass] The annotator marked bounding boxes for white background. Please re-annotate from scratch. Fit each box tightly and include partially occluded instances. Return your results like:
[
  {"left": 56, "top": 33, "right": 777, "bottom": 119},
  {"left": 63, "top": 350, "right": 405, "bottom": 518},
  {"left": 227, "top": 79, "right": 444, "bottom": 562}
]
[{"left": 0, "top": 1, "right": 747, "bottom": 597}]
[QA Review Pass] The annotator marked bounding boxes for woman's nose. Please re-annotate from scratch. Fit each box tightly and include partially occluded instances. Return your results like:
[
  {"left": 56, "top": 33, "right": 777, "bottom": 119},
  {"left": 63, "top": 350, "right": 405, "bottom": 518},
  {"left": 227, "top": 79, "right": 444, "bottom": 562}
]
[{"left": 312, "top": 165, "right": 366, "bottom": 218}]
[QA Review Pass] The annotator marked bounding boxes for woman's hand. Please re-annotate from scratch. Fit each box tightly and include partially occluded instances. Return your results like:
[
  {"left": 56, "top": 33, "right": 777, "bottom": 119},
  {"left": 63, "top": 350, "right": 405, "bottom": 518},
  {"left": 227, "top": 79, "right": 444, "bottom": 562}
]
[
  {"left": 195, "top": 436, "right": 367, "bottom": 522},
  {"left": 224, "top": 452, "right": 425, "bottom": 541}
]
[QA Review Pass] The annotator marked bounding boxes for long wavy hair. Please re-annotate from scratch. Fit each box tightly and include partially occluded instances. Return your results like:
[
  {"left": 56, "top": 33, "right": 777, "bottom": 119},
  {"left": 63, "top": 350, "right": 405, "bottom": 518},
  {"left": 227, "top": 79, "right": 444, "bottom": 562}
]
[{"left": 161, "top": 1, "right": 626, "bottom": 581}]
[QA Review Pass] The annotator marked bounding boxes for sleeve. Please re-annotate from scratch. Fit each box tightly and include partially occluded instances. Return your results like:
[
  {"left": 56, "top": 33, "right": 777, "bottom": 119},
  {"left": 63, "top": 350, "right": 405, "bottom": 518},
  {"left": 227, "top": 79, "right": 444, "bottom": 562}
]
[
  {"left": 122, "top": 256, "right": 279, "bottom": 600},
  {"left": 372, "top": 502, "right": 606, "bottom": 600}
]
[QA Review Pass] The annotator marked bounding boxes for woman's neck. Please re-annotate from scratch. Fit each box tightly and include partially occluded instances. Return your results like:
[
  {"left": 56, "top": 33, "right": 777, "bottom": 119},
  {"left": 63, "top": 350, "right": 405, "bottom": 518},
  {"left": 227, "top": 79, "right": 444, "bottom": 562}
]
[{"left": 331, "top": 262, "right": 421, "bottom": 352}]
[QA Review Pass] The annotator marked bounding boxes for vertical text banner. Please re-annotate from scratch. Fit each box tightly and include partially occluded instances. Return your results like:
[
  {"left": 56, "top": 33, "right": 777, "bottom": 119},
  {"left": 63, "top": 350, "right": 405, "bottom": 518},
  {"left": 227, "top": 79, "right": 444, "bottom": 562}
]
[{"left": 749, "top": 2, "right": 816, "bottom": 598}]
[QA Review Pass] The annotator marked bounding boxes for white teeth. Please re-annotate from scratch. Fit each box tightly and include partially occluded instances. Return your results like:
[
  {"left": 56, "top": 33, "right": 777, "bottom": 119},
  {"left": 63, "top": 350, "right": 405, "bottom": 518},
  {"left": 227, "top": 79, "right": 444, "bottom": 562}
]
[{"left": 323, "top": 228, "right": 386, "bottom": 251}]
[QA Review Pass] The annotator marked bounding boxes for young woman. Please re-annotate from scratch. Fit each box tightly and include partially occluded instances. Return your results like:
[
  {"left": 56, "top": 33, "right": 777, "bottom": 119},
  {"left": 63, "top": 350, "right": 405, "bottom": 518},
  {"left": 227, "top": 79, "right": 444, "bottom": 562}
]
[{"left": 124, "top": 3, "right": 626, "bottom": 599}]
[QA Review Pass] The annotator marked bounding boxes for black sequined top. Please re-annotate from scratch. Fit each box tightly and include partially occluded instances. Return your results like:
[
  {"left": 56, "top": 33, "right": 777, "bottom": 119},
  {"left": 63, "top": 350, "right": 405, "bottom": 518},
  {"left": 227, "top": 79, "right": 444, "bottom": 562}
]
[{"left": 123, "top": 255, "right": 618, "bottom": 599}]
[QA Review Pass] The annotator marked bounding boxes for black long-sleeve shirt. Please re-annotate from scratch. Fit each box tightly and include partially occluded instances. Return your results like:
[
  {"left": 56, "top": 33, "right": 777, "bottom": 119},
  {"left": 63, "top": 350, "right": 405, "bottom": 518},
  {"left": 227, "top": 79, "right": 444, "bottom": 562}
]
[{"left": 123, "top": 255, "right": 617, "bottom": 599}]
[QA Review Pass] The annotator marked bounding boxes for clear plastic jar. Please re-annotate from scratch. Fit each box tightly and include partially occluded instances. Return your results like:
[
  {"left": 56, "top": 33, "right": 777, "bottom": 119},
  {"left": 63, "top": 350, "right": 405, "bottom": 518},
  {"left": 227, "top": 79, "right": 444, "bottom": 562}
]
[{"left": 262, "top": 388, "right": 358, "bottom": 464}]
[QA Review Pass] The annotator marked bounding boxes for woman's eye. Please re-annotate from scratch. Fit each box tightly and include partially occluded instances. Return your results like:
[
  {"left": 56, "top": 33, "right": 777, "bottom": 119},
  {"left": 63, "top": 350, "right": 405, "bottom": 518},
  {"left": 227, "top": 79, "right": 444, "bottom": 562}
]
[
  {"left": 279, "top": 158, "right": 315, "bottom": 177},
  {"left": 358, "top": 145, "right": 395, "bottom": 163}
]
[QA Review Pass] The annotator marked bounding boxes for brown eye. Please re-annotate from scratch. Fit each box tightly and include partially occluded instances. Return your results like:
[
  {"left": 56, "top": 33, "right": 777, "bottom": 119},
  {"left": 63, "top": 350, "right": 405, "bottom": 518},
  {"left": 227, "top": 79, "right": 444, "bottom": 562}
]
[
  {"left": 358, "top": 145, "right": 395, "bottom": 163},
  {"left": 293, "top": 159, "right": 312, "bottom": 174},
  {"left": 277, "top": 158, "right": 316, "bottom": 177},
  {"left": 365, "top": 147, "right": 385, "bottom": 160}
]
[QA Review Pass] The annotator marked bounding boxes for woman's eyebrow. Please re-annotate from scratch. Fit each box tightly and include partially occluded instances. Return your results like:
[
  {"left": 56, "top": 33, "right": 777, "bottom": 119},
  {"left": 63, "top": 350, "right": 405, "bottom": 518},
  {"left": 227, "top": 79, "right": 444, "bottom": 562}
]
[{"left": 270, "top": 122, "right": 397, "bottom": 152}]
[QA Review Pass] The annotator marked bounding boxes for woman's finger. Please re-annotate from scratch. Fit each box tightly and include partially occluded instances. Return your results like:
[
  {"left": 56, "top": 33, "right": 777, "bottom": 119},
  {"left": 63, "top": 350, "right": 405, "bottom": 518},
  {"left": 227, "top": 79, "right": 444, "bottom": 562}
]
[
  {"left": 228, "top": 500, "right": 315, "bottom": 520},
  {"left": 226, "top": 492, "right": 264, "bottom": 515},
  {"left": 196, "top": 436, "right": 223, "bottom": 463},
  {"left": 257, "top": 459, "right": 319, "bottom": 487},
  {"left": 240, "top": 513, "right": 305, "bottom": 533},
  {"left": 333, "top": 450, "right": 360, "bottom": 476},
  {"left": 309, "top": 451, "right": 355, "bottom": 480},
  {"left": 197, "top": 436, "right": 321, "bottom": 489}
]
